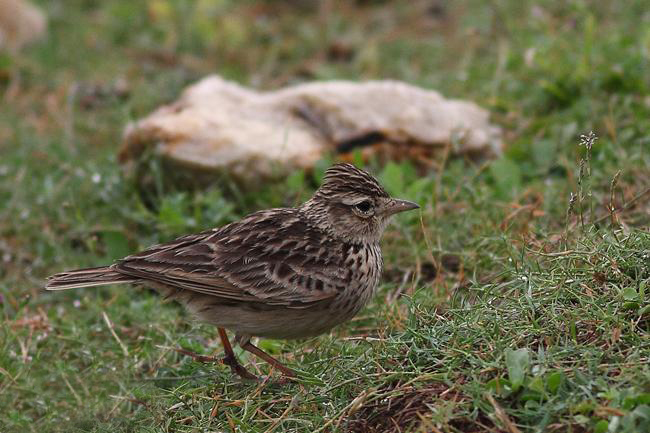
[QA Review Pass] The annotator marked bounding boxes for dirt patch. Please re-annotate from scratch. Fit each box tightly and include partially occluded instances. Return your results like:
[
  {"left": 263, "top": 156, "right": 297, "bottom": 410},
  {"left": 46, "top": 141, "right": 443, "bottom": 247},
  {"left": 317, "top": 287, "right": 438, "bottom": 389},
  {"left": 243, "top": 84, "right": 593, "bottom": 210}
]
[{"left": 345, "top": 380, "right": 458, "bottom": 433}]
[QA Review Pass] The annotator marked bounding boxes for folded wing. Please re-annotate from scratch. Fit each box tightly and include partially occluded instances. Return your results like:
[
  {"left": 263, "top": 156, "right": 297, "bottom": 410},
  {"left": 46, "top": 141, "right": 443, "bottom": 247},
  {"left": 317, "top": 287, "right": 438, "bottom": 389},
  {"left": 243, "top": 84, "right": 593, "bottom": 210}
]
[{"left": 114, "top": 209, "right": 351, "bottom": 309}]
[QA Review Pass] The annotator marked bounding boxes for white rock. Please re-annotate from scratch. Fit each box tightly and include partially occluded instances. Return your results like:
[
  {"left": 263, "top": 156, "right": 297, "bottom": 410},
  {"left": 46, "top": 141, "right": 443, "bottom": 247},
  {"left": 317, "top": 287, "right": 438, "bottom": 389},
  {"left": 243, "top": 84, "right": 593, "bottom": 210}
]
[
  {"left": 0, "top": 0, "right": 47, "bottom": 53},
  {"left": 121, "top": 75, "right": 502, "bottom": 184}
]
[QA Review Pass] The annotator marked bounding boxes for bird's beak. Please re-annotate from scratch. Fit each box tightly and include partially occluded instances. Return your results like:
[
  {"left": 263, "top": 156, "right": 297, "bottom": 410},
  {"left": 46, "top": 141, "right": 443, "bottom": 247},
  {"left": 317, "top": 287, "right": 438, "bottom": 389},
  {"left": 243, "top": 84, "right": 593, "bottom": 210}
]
[{"left": 382, "top": 198, "right": 420, "bottom": 216}]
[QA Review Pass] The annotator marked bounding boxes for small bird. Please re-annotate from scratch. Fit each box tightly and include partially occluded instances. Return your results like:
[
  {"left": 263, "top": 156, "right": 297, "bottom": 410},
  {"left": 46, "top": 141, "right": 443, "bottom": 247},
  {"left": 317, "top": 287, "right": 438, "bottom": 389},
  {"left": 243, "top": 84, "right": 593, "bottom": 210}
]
[{"left": 46, "top": 163, "right": 419, "bottom": 379}]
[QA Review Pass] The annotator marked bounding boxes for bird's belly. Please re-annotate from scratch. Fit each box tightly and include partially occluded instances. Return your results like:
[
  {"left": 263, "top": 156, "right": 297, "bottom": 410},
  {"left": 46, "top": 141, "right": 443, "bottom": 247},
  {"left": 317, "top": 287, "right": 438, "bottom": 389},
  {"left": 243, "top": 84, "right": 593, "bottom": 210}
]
[
  {"left": 194, "top": 303, "right": 351, "bottom": 339},
  {"left": 190, "top": 285, "right": 376, "bottom": 340},
  {"left": 152, "top": 252, "right": 381, "bottom": 339}
]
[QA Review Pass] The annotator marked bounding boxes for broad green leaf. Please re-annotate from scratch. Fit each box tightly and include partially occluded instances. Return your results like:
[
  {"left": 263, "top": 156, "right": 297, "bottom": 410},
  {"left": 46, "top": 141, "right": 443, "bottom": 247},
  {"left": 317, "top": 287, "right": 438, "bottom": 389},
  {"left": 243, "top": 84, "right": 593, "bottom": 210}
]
[
  {"left": 486, "top": 377, "right": 510, "bottom": 396},
  {"left": 594, "top": 419, "right": 609, "bottom": 433},
  {"left": 623, "top": 287, "right": 638, "bottom": 301},
  {"left": 406, "top": 177, "right": 433, "bottom": 202},
  {"left": 528, "top": 375, "right": 545, "bottom": 394},
  {"left": 531, "top": 139, "right": 557, "bottom": 170},
  {"left": 380, "top": 161, "right": 406, "bottom": 196},
  {"left": 505, "top": 348, "right": 530, "bottom": 392},
  {"left": 547, "top": 371, "right": 564, "bottom": 394},
  {"left": 489, "top": 157, "right": 521, "bottom": 199}
]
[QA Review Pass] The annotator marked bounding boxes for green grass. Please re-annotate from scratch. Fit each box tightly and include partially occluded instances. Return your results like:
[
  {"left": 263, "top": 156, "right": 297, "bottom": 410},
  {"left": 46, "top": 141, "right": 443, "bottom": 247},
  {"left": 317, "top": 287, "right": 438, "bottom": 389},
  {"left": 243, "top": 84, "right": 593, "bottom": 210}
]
[{"left": 1, "top": 1, "right": 649, "bottom": 431}]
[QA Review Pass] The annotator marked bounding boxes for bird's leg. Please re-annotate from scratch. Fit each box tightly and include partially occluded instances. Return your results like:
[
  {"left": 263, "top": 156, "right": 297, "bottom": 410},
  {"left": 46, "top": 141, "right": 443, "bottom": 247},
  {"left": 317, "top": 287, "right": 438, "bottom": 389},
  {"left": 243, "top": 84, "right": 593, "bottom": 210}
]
[
  {"left": 171, "top": 328, "right": 257, "bottom": 380},
  {"left": 218, "top": 328, "right": 258, "bottom": 380},
  {"left": 239, "top": 339, "right": 297, "bottom": 378}
]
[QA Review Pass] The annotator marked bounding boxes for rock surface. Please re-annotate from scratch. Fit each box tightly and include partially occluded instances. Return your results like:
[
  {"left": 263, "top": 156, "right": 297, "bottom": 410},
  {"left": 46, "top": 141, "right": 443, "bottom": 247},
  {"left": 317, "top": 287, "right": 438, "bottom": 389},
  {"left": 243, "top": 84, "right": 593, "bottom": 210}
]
[
  {"left": 0, "top": 0, "right": 47, "bottom": 53},
  {"left": 121, "top": 75, "right": 502, "bottom": 183}
]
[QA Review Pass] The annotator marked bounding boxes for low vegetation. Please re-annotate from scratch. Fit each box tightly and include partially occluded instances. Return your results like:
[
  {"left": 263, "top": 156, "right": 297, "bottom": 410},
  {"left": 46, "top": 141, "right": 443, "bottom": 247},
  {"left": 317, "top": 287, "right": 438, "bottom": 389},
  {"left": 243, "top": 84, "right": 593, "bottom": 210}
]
[{"left": 1, "top": 1, "right": 648, "bottom": 431}]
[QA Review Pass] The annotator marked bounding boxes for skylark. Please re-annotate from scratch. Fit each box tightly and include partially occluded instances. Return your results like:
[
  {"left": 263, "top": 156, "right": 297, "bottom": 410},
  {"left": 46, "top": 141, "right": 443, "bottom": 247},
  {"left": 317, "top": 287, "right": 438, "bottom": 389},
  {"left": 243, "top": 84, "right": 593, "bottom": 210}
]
[{"left": 46, "top": 163, "right": 419, "bottom": 379}]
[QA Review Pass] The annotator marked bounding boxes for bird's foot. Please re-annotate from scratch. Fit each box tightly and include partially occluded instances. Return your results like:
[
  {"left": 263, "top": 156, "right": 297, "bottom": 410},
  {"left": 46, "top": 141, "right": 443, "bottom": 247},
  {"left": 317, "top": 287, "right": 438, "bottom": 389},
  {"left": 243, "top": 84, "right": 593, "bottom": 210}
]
[
  {"left": 222, "top": 354, "right": 259, "bottom": 381},
  {"left": 171, "top": 346, "right": 294, "bottom": 383}
]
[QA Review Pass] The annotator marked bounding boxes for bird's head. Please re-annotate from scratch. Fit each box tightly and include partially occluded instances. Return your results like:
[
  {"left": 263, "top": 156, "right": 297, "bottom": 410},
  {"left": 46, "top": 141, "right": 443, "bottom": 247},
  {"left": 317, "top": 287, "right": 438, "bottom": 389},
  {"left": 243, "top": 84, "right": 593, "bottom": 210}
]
[{"left": 302, "top": 163, "right": 419, "bottom": 243}]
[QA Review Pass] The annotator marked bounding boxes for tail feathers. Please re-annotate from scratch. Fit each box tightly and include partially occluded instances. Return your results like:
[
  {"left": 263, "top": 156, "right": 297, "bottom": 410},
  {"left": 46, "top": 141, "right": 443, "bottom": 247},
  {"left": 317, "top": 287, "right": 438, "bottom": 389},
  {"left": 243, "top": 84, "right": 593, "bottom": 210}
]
[{"left": 45, "top": 266, "right": 138, "bottom": 290}]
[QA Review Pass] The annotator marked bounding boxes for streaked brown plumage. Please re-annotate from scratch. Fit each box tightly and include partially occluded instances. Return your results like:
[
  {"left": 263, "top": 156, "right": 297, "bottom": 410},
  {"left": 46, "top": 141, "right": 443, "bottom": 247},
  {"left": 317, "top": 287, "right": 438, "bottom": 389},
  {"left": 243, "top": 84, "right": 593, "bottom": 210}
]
[{"left": 46, "top": 163, "right": 419, "bottom": 379}]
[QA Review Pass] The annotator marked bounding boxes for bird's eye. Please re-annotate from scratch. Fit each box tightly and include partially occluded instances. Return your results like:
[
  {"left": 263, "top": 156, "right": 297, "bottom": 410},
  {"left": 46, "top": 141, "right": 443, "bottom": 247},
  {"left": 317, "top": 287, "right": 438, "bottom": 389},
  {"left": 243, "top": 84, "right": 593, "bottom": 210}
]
[{"left": 354, "top": 201, "right": 372, "bottom": 213}]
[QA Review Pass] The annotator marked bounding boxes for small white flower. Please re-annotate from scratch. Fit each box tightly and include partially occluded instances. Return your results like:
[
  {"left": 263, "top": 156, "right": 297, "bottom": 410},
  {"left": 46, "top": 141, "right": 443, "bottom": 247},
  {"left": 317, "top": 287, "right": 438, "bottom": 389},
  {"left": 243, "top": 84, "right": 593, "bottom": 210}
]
[{"left": 579, "top": 131, "right": 598, "bottom": 150}]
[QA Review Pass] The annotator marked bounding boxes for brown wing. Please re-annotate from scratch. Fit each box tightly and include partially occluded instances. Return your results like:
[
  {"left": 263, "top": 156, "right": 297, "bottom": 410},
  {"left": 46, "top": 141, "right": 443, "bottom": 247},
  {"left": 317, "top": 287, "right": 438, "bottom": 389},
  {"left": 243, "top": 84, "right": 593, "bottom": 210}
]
[{"left": 114, "top": 208, "right": 352, "bottom": 308}]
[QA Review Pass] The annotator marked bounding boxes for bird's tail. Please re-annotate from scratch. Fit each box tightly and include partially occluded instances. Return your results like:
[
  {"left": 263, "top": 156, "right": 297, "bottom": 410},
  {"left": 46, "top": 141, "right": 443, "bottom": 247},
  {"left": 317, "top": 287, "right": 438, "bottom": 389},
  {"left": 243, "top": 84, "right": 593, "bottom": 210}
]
[{"left": 45, "top": 266, "right": 138, "bottom": 290}]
